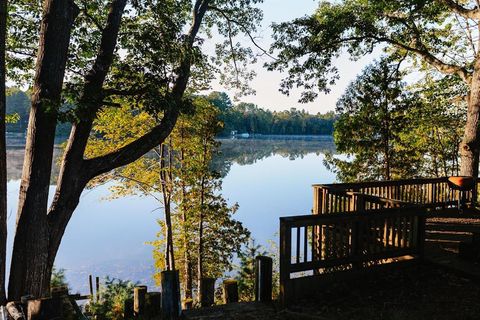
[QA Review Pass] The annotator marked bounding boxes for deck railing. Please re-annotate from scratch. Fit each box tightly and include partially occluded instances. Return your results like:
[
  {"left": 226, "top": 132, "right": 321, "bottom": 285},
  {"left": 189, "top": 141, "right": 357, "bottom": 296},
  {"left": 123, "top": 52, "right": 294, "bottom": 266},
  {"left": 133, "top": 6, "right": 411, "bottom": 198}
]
[
  {"left": 313, "top": 177, "right": 476, "bottom": 214},
  {"left": 279, "top": 205, "right": 426, "bottom": 304}
]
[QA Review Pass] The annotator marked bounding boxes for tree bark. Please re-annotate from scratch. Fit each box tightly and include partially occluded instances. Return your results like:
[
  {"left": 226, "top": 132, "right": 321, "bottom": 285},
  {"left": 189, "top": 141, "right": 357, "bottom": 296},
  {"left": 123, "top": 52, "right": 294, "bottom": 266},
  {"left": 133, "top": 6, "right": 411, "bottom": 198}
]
[
  {"left": 0, "top": 0, "right": 7, "bottom": 305},
  {"left": 179, "top": 135, "right": 193, "bottom": 300},
  {"left": 8, "top": 0, "right": 78, "bottom": 301},
  {"left": 460, "top": 63, "right": 480, "bottom": 179},
  {"left": 46, "top": 0, "right": 127, "bottom": 291},
  {"left": 160, "top": 143, "right": 175, "bottom": 271}
]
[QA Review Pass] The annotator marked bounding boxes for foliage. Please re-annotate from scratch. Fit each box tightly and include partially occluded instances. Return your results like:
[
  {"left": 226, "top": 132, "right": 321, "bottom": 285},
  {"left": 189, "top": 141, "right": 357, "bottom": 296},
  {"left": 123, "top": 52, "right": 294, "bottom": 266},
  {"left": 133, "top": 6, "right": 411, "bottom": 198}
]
[
  {"left": 268, "top": 0, "right": 476, "bottom": 102},
  {"left": 325, "top": 58, "right": 420, "bottom": 182},
  {"left": 87, "top": 277, "right": 136, "bottom": 320},
  {"left": 400, "top": 73, "right": 466, "bottom": 177},
  {"left": 5, "top": 113, "right": 19, "bottom": 124},
  {"left": 87, "top": 97, "right": 250, "bottom": 300},
  {"left": 235, "top": 239, "right": 266, "bottom": 301},
  {"left": 50, "top": 266, "right": 68, "bottom": 289},
  {"left": 5, "top": 88, "right": 72, "bottom": 135},
  {"left": 326, "top": 59, "right": 466, "bottom": 182}
]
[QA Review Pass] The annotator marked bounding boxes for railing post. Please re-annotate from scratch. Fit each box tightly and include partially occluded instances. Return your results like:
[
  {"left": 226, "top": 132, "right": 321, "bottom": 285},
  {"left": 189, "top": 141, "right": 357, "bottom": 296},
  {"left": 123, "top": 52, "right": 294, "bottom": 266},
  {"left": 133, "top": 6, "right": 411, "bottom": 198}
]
[
  {"left": 279, "top": 218, "right": 291, "bottom": 306},
  {"left": 356, "top": 194, "right": 365, "bottom": 213},
  {"left": 415, "top": 211, "right": 426, "bottom": 259},
  {"left": 352, "top": 194, "right": 365, "bottom": 269},
  {"left": 313, "top": 187, "right": 323, "bottom": 215}
]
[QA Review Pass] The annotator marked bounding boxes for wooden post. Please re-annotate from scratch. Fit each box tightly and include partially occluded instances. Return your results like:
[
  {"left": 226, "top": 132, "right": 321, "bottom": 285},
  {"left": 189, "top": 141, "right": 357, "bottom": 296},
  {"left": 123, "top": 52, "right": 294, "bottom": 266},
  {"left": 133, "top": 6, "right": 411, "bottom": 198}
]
[
  {"left": 416, "top": 212, "right": 426, "bottom": 259},
  {"left": 222, "top": 280, "right": 238, "bottom": 304},
  {"left": 123, "top": 298, "right": 133, "bottom": 319},
  {"left": 255, "top": 256, "right": 273, "bottom": 302},
  {"left": 88, "top": 275, "right": 94, "bottom": 301},
  {"left": 161, "top": 270, "right": 181, "bottom": 319},
  {"left": 134, "top": 285, "right": 147, "bottom": 316},
  {"left": 279, "top": 218, "right": 291, "bottom": 306},
  {"left": 199, "top": 278, "right": 215, "bottom": 307},
  {"left": 27, "top": 298, "right": 63, "bottom": 320},
  {"left": 146, "top": 292, "right": 161, "bottom": 317},
  {"left": 95, "top": 276, "right": 100, "bottom": 302}
]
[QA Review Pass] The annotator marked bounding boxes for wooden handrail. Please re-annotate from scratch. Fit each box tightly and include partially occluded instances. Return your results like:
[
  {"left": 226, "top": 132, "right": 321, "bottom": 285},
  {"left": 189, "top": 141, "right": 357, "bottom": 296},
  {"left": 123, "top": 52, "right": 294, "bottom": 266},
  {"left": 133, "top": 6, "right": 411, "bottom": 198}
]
[
  {"left": 313, "top": 177, "right": 478, "bottom": 215},
  {"left": 312, "top": 177, "right": 449, "bottom": 189}
]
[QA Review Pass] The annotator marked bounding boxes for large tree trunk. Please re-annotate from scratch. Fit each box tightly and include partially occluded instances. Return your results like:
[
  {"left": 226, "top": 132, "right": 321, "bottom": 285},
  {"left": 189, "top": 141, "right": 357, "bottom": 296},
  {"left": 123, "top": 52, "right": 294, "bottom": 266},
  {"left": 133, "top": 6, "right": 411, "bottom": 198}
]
[
  {"left": 46, "top": 0, "right": 127, "bottom": 290},
  {"left": 460, "top": 65, "right": 480, "bottom": 179},
  {"left": 8, "top": 0, "right": 78, "bottom": 301},
  {"left": 9, "top": 0, "right": 209, "bottom": 301},
  {"left": 0, "top": 0, "right": 7, "bottom": 305}
]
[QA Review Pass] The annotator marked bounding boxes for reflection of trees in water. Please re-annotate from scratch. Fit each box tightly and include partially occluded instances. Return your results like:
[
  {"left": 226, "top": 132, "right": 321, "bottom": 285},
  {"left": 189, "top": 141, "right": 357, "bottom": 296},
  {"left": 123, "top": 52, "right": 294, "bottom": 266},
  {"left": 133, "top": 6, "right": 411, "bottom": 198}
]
[
  {"left": 7, "top": 136, "right": 336, "bottom": 182},
  {"left": 7, "top": 147, "right": 63, "bottom": 183},
  {"left": 212, "top": 137, "right": 336, "bottom": 177}
]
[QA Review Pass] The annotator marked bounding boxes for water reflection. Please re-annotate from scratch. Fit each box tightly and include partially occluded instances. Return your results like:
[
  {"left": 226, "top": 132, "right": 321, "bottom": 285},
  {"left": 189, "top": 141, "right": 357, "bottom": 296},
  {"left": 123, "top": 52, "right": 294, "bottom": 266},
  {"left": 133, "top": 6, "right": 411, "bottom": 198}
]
[
  {"left": 6, "top": 135, "right": 335, "bottom": 182},
  {"left": 6, "top": 135, "right": 336, "bottom": 293},
  {"left": 215, "top": 136, "right": 335, "bottom": 176}
]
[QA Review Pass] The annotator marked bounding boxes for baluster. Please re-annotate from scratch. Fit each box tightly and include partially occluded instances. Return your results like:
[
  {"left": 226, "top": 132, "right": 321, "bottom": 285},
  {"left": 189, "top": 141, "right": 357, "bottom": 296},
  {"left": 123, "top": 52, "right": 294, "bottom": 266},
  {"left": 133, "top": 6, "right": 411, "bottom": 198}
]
[
  {"left": 304, "top": 226, "right": 308, "bottom": 262},
  {"left": 296, "top": 227, "right": 300, "bottom": 264}
]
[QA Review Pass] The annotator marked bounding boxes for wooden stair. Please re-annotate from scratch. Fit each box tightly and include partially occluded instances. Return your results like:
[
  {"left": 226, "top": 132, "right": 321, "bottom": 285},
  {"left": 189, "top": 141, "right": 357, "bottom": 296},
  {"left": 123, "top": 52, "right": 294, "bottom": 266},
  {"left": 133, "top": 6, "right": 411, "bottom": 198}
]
[{"left": 425, "top": 218, "right": 480, "bottom": 252}]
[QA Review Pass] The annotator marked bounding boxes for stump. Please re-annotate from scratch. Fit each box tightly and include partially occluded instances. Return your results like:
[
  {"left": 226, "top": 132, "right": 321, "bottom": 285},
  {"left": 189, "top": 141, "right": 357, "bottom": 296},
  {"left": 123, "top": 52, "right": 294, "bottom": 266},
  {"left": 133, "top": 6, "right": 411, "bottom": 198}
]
[{"left": 222, "top": 279, "right": 239, "bottom": 304}]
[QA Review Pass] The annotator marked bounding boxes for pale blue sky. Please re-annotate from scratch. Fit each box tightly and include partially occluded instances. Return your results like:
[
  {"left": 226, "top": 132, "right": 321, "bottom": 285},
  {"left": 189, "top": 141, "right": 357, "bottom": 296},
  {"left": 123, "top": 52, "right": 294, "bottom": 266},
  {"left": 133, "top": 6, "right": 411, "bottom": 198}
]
[{"left": 209, "top": 0, "right": 381, "bottom": 114}]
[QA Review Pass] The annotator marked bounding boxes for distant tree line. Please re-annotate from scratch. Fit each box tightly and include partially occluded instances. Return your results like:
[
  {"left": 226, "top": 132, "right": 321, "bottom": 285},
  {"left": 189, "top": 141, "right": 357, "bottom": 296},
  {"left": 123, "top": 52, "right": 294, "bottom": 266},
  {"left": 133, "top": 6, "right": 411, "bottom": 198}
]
[
  {"left": 6, "top": 88, "right": 71, "bottom": 136},
  {"left": 207, "top": 92, "right": 336, "bottom": 136},
  {"left": 6, "top": 89, "right": 336, "bottom": 138}
]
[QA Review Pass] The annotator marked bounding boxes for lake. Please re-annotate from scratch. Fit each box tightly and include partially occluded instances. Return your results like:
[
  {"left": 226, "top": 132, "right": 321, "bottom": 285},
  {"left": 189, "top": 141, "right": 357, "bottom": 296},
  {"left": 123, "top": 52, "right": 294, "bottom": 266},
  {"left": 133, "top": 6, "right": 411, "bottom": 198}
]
[{"left": 5, "top": 136, "right": 337, "bottom": 293}]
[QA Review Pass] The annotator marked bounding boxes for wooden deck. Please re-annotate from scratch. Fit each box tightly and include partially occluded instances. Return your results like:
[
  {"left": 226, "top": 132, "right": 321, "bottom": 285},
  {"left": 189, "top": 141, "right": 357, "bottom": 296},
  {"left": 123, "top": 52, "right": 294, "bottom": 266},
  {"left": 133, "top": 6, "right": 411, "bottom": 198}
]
[{"left": 279, "top": 177, "right": 480, "bottom": 305}]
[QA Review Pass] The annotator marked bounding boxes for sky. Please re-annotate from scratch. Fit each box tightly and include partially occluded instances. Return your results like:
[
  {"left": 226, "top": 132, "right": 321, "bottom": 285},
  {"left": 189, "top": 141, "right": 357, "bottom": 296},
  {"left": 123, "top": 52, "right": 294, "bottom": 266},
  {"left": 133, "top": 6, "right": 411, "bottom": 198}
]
[{"left": 208, "top": 0, "right": 382, "bottom": 114}]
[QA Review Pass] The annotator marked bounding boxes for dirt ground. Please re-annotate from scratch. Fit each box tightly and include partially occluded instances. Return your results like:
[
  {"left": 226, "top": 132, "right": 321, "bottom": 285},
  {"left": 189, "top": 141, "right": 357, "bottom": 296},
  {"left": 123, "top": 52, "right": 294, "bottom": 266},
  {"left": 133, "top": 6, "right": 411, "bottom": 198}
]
[{"left": 182, "top": 263, "right": 480, "bottom": 320}]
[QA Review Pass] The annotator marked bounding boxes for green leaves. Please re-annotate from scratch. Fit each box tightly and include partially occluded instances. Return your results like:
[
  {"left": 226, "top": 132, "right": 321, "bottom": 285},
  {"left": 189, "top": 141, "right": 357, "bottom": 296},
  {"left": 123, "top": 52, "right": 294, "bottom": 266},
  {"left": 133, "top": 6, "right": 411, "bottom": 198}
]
[{"left": 268, "top": 0, "right": 475, "bottom": 102}]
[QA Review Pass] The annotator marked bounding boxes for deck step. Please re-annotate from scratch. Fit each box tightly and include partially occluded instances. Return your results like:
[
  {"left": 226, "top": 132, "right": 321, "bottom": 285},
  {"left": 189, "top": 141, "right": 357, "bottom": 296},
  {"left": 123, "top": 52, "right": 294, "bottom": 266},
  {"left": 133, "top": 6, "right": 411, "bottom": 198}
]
[
  {"left": 426, "top": 223, "right": 480, "bottom": 233},
  {"left": 425, "top": 231, "right": 472, "bottom": 243}
]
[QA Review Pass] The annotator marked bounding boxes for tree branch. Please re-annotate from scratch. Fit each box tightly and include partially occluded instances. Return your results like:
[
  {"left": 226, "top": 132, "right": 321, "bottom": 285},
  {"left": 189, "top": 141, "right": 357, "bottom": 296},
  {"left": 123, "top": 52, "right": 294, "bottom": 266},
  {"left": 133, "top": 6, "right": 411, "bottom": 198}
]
[
  {"left": 376, "top": 36, "right": 471, "bottom": 83},
  {"left": 208, "top": 5, "right": 277, "bottom": 61},
  {"left": 84, "top": 0, "right": 212, "bottom": 178},
  {"left": 439, "top": 0, "right": 480, "bottom": 19}
]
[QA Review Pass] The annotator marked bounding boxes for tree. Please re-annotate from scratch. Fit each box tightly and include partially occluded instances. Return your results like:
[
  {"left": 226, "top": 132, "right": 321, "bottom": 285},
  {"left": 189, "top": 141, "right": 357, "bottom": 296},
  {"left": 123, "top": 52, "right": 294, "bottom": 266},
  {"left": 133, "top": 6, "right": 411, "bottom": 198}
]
[
  {"left": 87, "top": 98, "right": 250, "bottom": 303},
  {"left": 235, "top": 239, "right": 265, "bottom": 302},
  {"left": 7, "top": 0, "right": 263, "bottom": 300},
  {"left": 0, "top": 0, "right": 6, "bottom": 305},
  {"left": 325, "top": 58, "right": 420, "bottom": 182},
  {"left": 269, "top": 0, "right": 480, "bottom": 178},
  {"left": 400, "top": 73, "right": 467, "bottom": 177},
  {"left": 326, "top": 59, "right": 467, "bottom": 182}
]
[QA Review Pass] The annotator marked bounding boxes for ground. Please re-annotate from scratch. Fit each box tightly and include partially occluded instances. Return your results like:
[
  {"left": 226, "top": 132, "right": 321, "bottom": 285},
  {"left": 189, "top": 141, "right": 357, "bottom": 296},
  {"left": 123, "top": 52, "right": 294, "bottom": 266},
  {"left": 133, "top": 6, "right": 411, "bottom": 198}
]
[{"left": 182, "top": 263, "right": 480, "bottom": 320}]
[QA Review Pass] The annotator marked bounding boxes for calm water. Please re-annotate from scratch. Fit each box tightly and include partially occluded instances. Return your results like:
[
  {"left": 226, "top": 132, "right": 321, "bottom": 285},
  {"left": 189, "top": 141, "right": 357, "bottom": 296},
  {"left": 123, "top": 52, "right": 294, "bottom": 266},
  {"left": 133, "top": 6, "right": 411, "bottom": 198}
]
[{"left": 6, "top": 136, "right": 337, "bottom": 293}]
